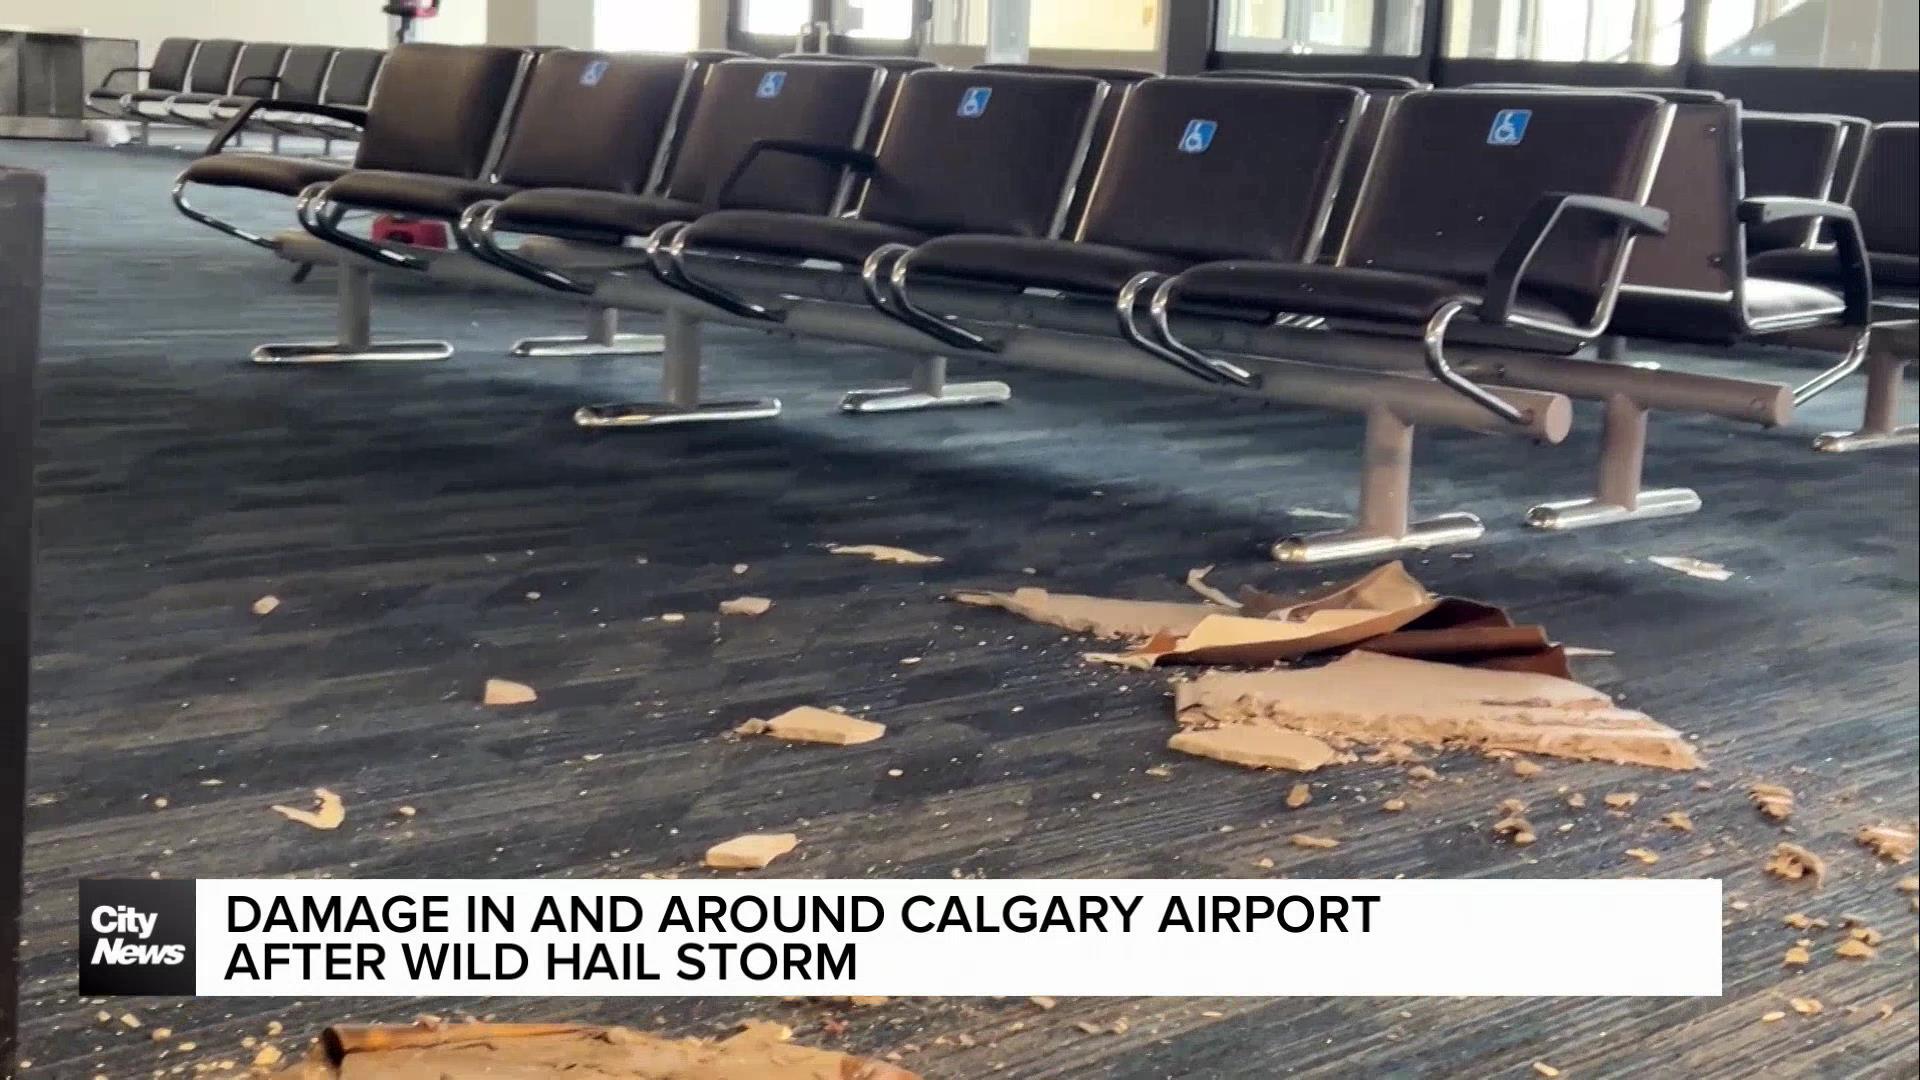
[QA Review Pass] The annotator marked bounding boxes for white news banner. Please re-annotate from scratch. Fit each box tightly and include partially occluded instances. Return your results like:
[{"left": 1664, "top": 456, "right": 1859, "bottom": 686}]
[{"left": 177, "top": 879, "right": 1722, "bottom": 998}]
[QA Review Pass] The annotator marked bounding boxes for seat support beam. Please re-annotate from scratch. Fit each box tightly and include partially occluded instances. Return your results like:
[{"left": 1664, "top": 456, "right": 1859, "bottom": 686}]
[
  {"left": 251, "top": 263, "right": 452, "bottom": 365},
  {"left": 511, "top": 306, "right": 664, "bottom": 359},
  {"left": 840, "top": 355, "right": 1012, "bottom": 413},
  {"left": 573, "top": 309, "right": 780, "bottom": 429},
  {"left": 1526, "top": 393, "right": 1703, "bottom": 530},
  {"left": 1273, "top": 406, "right": 1485, "bottom": 563}
]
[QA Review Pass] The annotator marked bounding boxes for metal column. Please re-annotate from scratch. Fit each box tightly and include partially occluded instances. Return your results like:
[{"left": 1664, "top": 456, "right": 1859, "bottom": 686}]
[{"left": 0, "top": 166, "right": 45, "bottom": 1078}]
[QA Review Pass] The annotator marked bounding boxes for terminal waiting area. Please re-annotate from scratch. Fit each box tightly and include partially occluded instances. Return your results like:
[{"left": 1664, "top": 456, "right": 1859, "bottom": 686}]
[{"left": 0, "top": 0, "right": 1915, "bottom": 1076}]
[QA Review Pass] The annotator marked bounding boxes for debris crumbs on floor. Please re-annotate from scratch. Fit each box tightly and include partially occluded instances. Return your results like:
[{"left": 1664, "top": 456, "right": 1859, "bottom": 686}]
[
  {"left": 828, "top": 544, "right": 944, "bottom": 566},
  {"left": 1648, "top": 555, "right": 1734, "bottom": 581},
  {"left": 1604, "top": 792, "right": 1641, "bottom": 809},
  {"left": 1765, "top": 843, "right": 1827, "bottom": 885},
  {"left": 1749, "top": 783, "right": 1794, "bottom": 821},
  {"left": 1290, "top": 834, "right": 1339, "bottom": 850},
  {"left": 1286, "top": 782, "right": 1312, "bottom": 809},
  {"left": 1789, "top": 997, "right": 1824, "bottom": 1016},
  {"left": 271, "top": 788, "right": 345, "bottom": 831},
  {"left": 251, "top": 595, "right": 280, "bottom": 616},
  {"left": 737, "top": 707, "right": 886, "bottom": 747},
  {"left": 268, "top": 1019, "right": 919, "bottom": 1079},
  {"left": 483, "top": 678, "right": 538, "bottom": 706},
  {"left": 1532, "top": 1064, "right": 1561, "bottom": 1078},
  {"left": 1855, "top": 823, "right": 1916, "bottom": 862},
  {"left": 705, "top": 833, "right": 800, "bottom": 871},
  {"left": 1175, "top": 653, "right": 1700, "bottom": 770},
  {"left": 719, "top": 596, "right": 773, "bottom": 617},
  {"left": 1662, "top": 811, "right": 1695, "bottom": 832}
]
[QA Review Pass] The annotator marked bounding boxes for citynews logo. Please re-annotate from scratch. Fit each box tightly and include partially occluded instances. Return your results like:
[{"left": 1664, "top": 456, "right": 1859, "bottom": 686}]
[{"left": 78, "top": 880, "right": 197, "bottom": 996}]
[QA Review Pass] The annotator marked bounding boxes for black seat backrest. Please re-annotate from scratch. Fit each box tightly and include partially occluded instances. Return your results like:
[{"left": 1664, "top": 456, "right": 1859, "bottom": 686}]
[
  {"left": 1854, "top": 122, "right": 1918, "bottom": 258},
  {"left": 1206, "top": 70, "right": 1427, "bottom": 91},
  {"left": 978, "top": 63, "right": 1156, "bottom": 230},
  {"left": 1620, "top": 97, "right": 1743, "bottom": 296},
  {"left": 858, "top": 69, "right": 1106, "bottom": 239},
  {"left": 1830, "top": 116, "right": 1873, "bottom": 201},
  {"left": 184, "top": 39, "right": 244, "bottom": 94},
  {"left": 491, "top": 51, "right": 690, "bottom": 193},
  {"left": 653, "top": 51, "right": 749, "bottom": 183},
  {"left": 148, "top": 38, "right": 198, "bottom": 93},
  {"left": 275, "top": 46, "right": 336, "bottom": 102},
  {"left": 1077, "top": 77, "right": 1361, "bottom": 263},
  {"left": 663, "top": 59, "right": 886, "bottom": 212},
  {"left": 1465, "top": 81, "right": 1720, "bottom": 104},
  {"left": 228, "top": 43, "right": 289, "bottom": 98},
  {"left": 1742, "top": 112, "right": 1845, "bottom": 252},
  {"left": 1342, "top": 89, "right": 1670, "bottom": 325},
  {"left": 352, "top": 45, "right": 528, "bottom": 179},
  {"left": 780, "top": 53, "right": 935, "bottom": 151},
  {"left": 322, "top": 49, "right": 386, "bottom": 108}
]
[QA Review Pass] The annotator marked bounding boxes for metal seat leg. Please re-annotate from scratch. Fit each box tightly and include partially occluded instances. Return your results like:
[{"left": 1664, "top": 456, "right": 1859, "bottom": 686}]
[
  {"left": 250, "top": 263, "right": 452, "bottom": 365},
  {"left": 1272, "top": 405, "right": 1485, "bottom": 563},
  {"left": 840, "top": 355, "right": 1012, "bottom": 414},
  {"left": 1813, "top": 346, "right": 1916, "bottom": 453},
  {"left": 1526, "top": 393, "right": 1701, "bottom": 529},
  {"left": 510, "top": 307, "right": 665, "bottom": 359},
  {"left": 573, "top": 310, "right": 780, "bottom": 429}
]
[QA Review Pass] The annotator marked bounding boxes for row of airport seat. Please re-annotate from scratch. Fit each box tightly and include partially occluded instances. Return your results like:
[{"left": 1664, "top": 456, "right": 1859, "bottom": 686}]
[
  {"left": 87, "top": 37, "right": 385, "bottom": 146},
  {"left": 169, "top": 44, "right": 1915, "bottom": 559}
]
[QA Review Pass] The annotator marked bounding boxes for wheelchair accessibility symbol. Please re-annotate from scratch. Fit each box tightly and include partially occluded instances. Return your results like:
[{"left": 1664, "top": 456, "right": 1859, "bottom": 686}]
[
  {"left": 958, "top": 86, "right": 993, "bottom": 118},
  {"left": 757, "top": 71, "right": 787, "bottom": 99},
  {"left": 1488, "top": 108, "right": 1531, "bottom": 146},
  {"left": 579, "top": 59, "right": 610, "bottom": 87},
  {"left": 1179, "top": 119, "right": 1218, "bottom": 154}
]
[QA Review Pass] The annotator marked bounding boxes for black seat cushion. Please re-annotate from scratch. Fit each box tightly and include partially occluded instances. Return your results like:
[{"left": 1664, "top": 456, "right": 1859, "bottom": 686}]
[
  {"left": 1748, "top": 246, "right": 1919, "bottom": 291},
  {"left": 906, "top": 235, "right": 1191, "bottom": 295},
  {"left": 180, "top": 154, "right": 352, "bottom": 197},
  {"left": 1610, "top": 277, "right": 1846, "bottom": 342},
  {"left": 680, "top": 211, "right": 928, "bottom": 266},
  {"left": 1171, "top": 261, "right": 1584, "bottom": 329},
  {"left": 320, "top": 171, "right": 517, "bottom": 219},
  {"left": 490, "top": 189, "right": 703, "bottom": 241}
]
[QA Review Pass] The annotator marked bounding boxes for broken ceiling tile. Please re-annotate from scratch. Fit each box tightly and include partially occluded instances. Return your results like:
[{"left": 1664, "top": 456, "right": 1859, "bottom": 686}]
[
  {"left": 1648, "top": 556, "right": 1733, "bottom": 582},
  {"left": 1748, "top": 783, "right": 1794, "bottom": 822},
  {"left": 1289, "top": 834, "right": 1339, "bottom": 850},
  {"left": 705, "top": 833, "right": 800, "bottom": 871},
  {"left": 955, "top": 587, "right": 1218, "bottom": 640},
  {"left": 1184, "top": 566, "right": 1241, "bottom": 608},
  {"left": 828, "top": 544, "right": 943, "bottom": 566},
  {"left": 483, "top": 679, "right": 538, "bottom": 706},
  {"left": 719, "top": 596, "right": 774, "bottom": 617},
  {"left": 271, "top": 788, "right": 345, "bottom": 831},
  {"left": 1174, "top": 652, "right": 1700, "bottom": 770},
  {"left": 251, "top": 595, "right": 280, "bottom": 616},
  {"left": 754, "top": 707, "right": 886, "bottom": 747},
  {"left": 1855, "top": 823, "right": 1916, "bottom": 863},
  {"left": 1285, "top": 783, "right": 1312, "bottom": 809},
  {"left": 1765, "top": 843, "right": 1827, "bottom": 886},
  {"left": 1166, "top": 727, "right": 1345, "bottom": 772}
]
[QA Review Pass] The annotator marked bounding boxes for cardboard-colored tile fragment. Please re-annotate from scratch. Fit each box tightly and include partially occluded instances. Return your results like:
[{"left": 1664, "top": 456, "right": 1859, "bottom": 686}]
[
  {"left": 276, "top": 1020, "right": 920, "bottom": 1079},
  {"left": 1532, "top": 1065, "right": 1561, "bottom": 1079},
  {"left": 828, "top": 544, "right": 944, "bottom": 566},
  {"left": 1789, "top": 997, "right": 1823, "bottom": 1016},
  {"left": 1167, "top": 727, "right": 1344, "bottom": 772},
  {"left": 705, "top": 833, "right": 799, "bottom": 871},
  {"left": 1174, "top": 652, "right": 1700, "bottom": 770},
  {"left": 271, "top": 789, "right": 345, "bottom": 831},
  {"left": 1765, "top": 843, "right": 1827, "bottom": 886},
  {"left": 1285, "top": 783, "right": 1312, "bottom": 809},
  {"left": 1625, "top": 848, "right": 1660, "bottom": 865},
  {"left": 1836, "top": 938, "right": 1876, "bottom": 960},
  {"left": 1604, "top": 792, "right": 1641, "bottom": 810},
  {"left": 757, "top": 707, "right": 886, "bottom": 747},
  {"left": 1749, "top": 783, "right": 1794, "bottom": 822},
  {"left": 483, "top": 679, "right": 538, "bottom": 706},
  {"left": 1855, "top": 823, "right": 1916, "bottom": 863},
  {"left": 1897, "top": 876, "right": 1918, "bottom": 894},
  {"left": 1662, "top": 811, "right": 1695, "bottom": 833},
  {"left": 1184, "top": 566, "right": 1240, "bottom": 608},
  {"left": 1290, "top": 834, "right": 1339, "bottom": 850},
  {"left": 955, "top": 587, "right": 1218, "bottom": 640},
  {"left": 1760, "top": 1011, "right": 1786, "bottom": 1023},
  {"left": 252, "top": 595, "right": 280, "bottom": 616},
  {"left": 1783, "top": 945, "right": 1811, "bottom": 967},
  {"left": 1649, "top": 556, "right": 1733, "bottom": 582},
  {"left": 1494, "top": 817, "right": 1537, "bottom": 845},
  {"left": 719, "top": 596, "right": 773, "bottom": 617}
]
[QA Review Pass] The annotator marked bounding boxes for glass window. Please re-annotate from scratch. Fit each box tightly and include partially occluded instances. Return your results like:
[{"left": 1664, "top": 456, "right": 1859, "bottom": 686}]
[
  {"left": 597, "top": 0, "right": 700, "bottom": 51},
  {"left": 1704, "top": 0, "right": 1918, "bottom": 70},
  {"left": 741, "top": 0, "right": 816, "bottom": 36},
  {"left": 1029, "top": 0, "right": 1162, "bottom": 52},
  {"left": 930, "top": 0, "right": 991, "bottom": 45},
  {"left": 1217, "top": 0, "right": 1427, "bottom": 56},
  {"left": 833, "top": 0, "right": 918, "bottom": 39},
  {"left": 1443, "top": 0, "right": 1686, "bottom": 63}
]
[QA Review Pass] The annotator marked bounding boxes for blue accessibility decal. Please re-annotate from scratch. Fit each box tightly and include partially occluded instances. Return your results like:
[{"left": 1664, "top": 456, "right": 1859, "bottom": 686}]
[
  {"left": 1487, "top": 108, "right": 1531, "bottom": 146},
  {"left": 958, "top": 86, "right": 993, "bottom": 118},
  {"left": 579, "top": 59, "right": 610, "bottom": 87},
  {"left": 757, "top": 71, "right": 787, "bottom": 99},
  {"left": 1179, "top": 119, "right": 1218, "bottom": 154}
]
